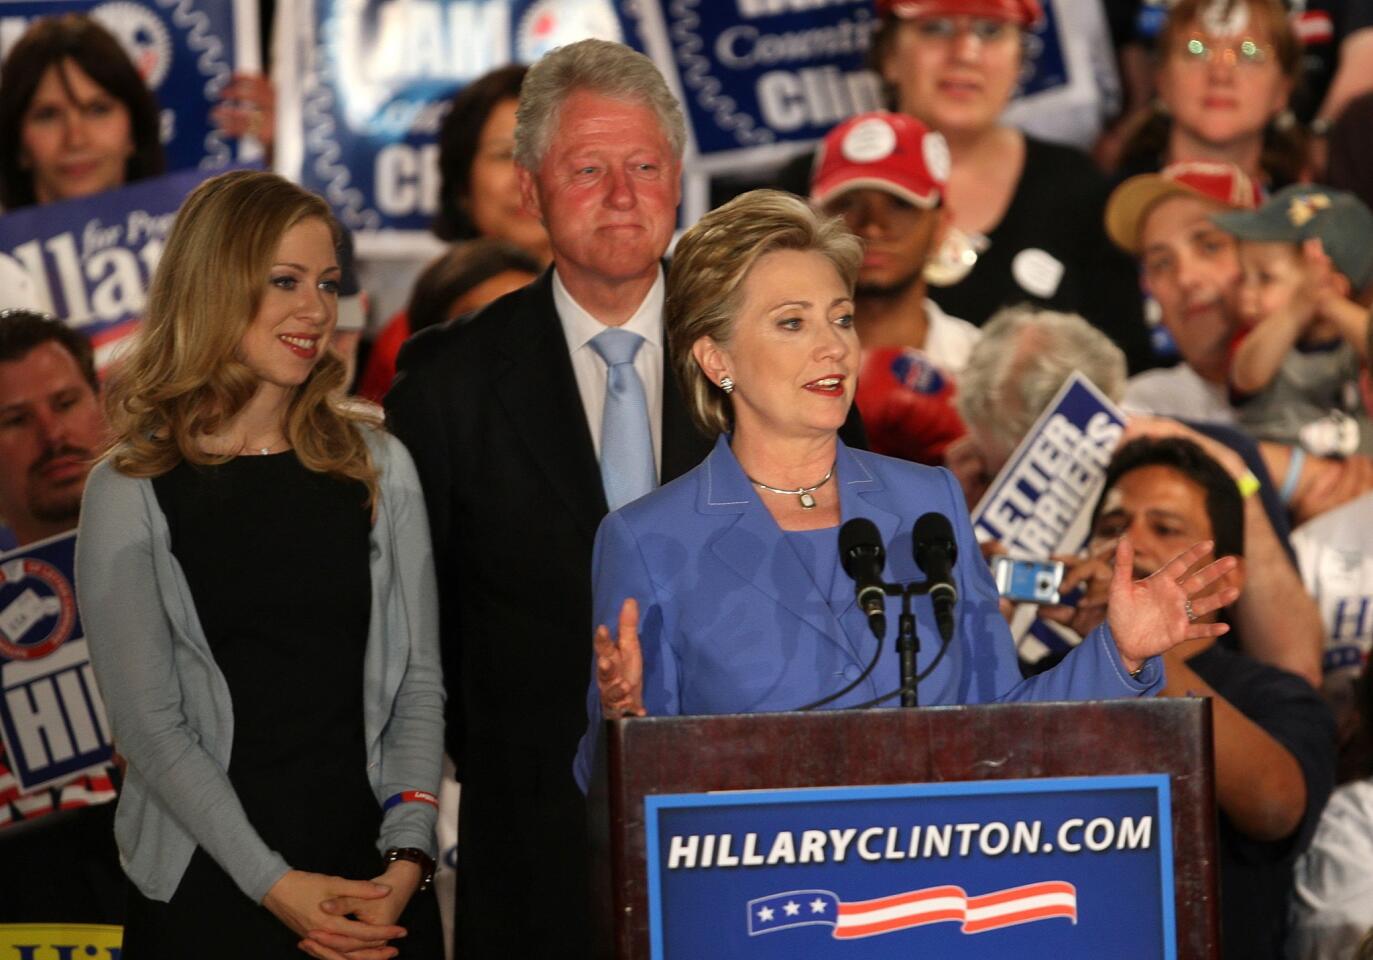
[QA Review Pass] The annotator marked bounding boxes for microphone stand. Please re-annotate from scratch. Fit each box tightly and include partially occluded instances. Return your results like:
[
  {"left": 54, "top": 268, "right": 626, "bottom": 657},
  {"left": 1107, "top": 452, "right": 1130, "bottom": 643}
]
[{"left": 882, "top": 580, "right": 940, "bottom": 708}]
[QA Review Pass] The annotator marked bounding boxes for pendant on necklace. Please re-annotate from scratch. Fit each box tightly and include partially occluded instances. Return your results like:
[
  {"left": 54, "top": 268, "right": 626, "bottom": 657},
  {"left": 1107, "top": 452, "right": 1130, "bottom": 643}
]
[{"left": 799, "top": 492, "right": 816, "bottom": 509}]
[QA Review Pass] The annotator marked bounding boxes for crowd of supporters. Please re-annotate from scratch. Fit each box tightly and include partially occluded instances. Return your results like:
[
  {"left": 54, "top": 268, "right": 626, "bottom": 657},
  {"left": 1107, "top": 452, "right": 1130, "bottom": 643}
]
[{"left": 2, "top": 0, "right": 1372, "bottom": 956}]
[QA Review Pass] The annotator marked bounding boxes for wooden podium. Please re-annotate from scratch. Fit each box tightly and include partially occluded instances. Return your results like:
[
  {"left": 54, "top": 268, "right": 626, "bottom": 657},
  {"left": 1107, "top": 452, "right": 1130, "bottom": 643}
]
[{"left": 588, "top": 699, "right": 1217, "bottom": 959}]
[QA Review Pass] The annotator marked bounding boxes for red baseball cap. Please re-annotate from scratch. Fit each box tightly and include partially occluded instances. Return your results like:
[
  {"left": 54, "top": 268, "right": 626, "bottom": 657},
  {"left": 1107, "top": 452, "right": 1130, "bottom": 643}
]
[
  {"left": 876, "top": 0, "right": 1044, "bottom": 28},
  {"left": 811, "top": 112, "right": 949, "bottom": 211},
  {"left": 1104, "top": 161, "right": 1264, "bottom": 254}
]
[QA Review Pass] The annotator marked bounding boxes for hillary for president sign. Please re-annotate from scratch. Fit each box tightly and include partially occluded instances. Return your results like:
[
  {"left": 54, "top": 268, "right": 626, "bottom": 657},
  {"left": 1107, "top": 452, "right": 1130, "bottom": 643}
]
[
  {"left": 0, "top": 532, "right": 113, "bottom": 793},
  {"left": 0, "top": 0, "right": 260, "bottom": 174},
  {"left": 0, "top": 166, "right": 229, "bottom": 366},
  {"left": 645, "top": 775, "right": 1175, "bottom": 958}
]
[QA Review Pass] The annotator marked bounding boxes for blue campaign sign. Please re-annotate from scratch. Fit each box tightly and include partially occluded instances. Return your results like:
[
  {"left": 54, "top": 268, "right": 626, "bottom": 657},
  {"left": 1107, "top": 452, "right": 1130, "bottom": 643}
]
[
  {"left": 275, "top": 0, "right": 630, "bottom": 253},
  {"left": 625, "top": 0, "right": 882, "bottom": 169},
  {"left": 0, "top": 532, "right": 113, "bottom": 792},
  {"left": 0, "top": 165, "right": 229, "bottom": 366},
  {"left": 1019, "top": 0, "right": 1068, "bottom": 97},
  {"left": 971, "top": 372, "right": 1125, "bottom": 559},
  {"left": 646, "top": 776, "right": 1175, "bottom": 959},
  {"left": 0, "top": 0, "right": 260, "bottom": 174}
]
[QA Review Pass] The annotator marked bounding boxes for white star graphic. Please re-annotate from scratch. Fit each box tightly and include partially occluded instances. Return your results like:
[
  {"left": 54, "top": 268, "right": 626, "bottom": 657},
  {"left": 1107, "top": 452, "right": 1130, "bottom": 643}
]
[
  {"left": 810, "top": 898, "right": 827, "bottom": 914},
  {"left": 757, "top": 906, "right": 775, "bottom": 923},
  {"left": 783, "top": 900, "right": 800, "bottom": 916}
]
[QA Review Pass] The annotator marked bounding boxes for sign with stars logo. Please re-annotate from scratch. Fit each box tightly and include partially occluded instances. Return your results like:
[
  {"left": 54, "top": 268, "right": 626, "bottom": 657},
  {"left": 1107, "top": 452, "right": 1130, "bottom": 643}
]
[
  {"left": 0, "top": 533, "right": 113, "bottom": 792},
  {"left": 644, "top": 775, "right": 1175, "bottom": 959}
]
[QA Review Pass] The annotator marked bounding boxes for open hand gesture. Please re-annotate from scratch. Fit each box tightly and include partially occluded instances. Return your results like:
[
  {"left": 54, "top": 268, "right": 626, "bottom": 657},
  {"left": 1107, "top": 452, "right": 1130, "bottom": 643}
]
[
  {"left": 593, "top": 598, "right": 645, "bottom": 718},
  {"left": 1107, "top": 539, "right": 1240, "bottom": 673}
]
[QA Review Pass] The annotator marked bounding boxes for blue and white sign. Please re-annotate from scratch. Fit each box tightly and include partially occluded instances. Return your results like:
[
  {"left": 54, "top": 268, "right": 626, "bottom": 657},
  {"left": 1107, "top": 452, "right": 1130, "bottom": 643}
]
[
  {"left": 626, "top": 0, "right": 882, "bottom": 172},
  {"left": 0, "top": 0, "right": 261, "bottom": 174},
  {"left": 970, "top": 373, "right": 1125, "bottom": 661},
  {"left": 972, "top": 373, "right": 1125, "bottom": 559},
  {"left": 274, "top": 0, "right": 627, "bottom": 255},
  {"left": 0, "top": 165, "right": 230, "bottom": 367},
  {"left": 645, "top": 775, "right": 1175, "bottom": 959},
  {"left": 0, "top": 532, "right": 112, "bottom": 792}
]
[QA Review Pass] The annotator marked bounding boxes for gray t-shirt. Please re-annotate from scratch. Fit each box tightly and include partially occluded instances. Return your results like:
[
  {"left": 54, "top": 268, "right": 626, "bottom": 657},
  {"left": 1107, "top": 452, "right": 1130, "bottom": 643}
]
[{"left": 1235, "top": 340, "right": 1372, "bottom": 457}]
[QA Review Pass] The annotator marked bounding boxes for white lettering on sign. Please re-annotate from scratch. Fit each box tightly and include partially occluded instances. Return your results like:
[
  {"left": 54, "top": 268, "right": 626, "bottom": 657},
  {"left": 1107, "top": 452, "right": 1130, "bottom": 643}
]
[
  {"left": 757, "top": 67, "right": 881, "bottom": 132},
  {"left": 375, "top": 144, "right": 441, "bottom": 217},
  {"left": 364, "top": 0, "right": 511, "bottom": 83}
]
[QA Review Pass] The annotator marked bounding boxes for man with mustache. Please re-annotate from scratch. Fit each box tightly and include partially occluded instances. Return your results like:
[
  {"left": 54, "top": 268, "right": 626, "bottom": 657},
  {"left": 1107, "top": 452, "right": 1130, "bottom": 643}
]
[
  {"left": 1073, "top": 436, "right": 1335, "bottom": 958},
  {"left": 0, "top": 310, "right": 106, "bottom": 547},
  {"left": 0, "top": 308, "right": 121, "bottom": 922}
]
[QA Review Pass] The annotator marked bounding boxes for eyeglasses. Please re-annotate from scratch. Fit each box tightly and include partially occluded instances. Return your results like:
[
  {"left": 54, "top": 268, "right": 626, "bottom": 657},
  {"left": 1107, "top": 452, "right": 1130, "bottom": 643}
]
[
  {"left": 1177, "top": 35, "right": 1272, "bottom": 67},
  {"left": 909, "top": 16, "right": 1017, "bottom": 44}
]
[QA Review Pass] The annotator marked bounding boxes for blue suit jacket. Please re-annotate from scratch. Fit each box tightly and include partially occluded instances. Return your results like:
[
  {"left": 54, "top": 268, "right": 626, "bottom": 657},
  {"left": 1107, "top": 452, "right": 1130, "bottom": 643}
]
[{"left": 574, "top": 435, "right": 1161, "bottom": 790}]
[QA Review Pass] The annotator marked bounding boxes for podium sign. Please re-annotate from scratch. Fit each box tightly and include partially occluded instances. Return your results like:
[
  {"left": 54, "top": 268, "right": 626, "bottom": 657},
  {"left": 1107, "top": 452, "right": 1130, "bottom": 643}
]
[
  {"left": 645, "top": 776, "right": 1174, "bottom": 959},
  {"left": 591, "top": 700, "right": 1218, "bottom": 959}
]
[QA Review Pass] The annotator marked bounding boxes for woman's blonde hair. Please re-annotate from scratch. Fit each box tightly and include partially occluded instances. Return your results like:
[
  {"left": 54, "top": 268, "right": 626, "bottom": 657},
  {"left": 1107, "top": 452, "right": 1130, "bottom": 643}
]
[
  {"left": 105, "top": 170, "right": 379, "bottom": 502},
  {"left": 667, "top": 189, "right": 861, "bottom": 438}
]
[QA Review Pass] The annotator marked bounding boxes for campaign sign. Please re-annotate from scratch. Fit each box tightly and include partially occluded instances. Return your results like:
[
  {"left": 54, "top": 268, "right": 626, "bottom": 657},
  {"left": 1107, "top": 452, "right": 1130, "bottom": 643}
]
[
  {"left": 0, "top": 166, "right": 229, "bottom": 367},
  {"left": 0, "top": 924, "right": 122, "bottom": 958},
  {"left": 0, "top": 533, "right": 113, "bottom": 793},
  {"left": 624, "top": 0, "right": 882, "bottom": 170},
  {"left": 645, "top": 775, "right": 1174, "bottom": 959},
  {"left": 0, "top": 0, "right": 259, "bottom": 174},
  {"left": 275, "top": 0, "right": 627, "bottom": 254},
  {"left": 1017, "top": 0, "right": 1068, "bottom": 98},
  {"left": 971, "top": 373, "right": 1125, "bottom": 560}
]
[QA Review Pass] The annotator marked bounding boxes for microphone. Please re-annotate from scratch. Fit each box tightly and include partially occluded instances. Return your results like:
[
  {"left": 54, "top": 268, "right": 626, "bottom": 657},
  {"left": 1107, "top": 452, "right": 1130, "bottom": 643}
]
[
  {"left": 840, "top": 518, "right": 888, "bottom": 640},
  {"left": 913, "top": 512, "right": 958, "bottom": 644}
]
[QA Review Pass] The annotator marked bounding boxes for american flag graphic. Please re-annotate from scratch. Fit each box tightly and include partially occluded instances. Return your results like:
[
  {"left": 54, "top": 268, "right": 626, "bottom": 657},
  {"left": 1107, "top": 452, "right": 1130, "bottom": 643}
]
[{"left": 747, "top": 880, "right": 1078, "bottom": 939}]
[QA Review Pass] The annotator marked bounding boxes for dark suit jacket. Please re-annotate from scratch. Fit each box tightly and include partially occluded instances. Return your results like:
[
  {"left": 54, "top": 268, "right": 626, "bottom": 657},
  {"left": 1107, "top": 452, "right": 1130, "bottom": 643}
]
[{"left": 385, "top": 268, "right": 864, "bottom": 955}]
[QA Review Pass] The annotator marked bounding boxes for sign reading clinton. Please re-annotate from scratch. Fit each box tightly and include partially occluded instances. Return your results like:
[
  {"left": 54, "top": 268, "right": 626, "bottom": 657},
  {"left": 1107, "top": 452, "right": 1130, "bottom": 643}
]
[
  {"left": 625, "top": 0, "right": 882, "bottom": 170},
  {"left": 645, "top": 775, "right": 1175, "bottom": 958},
  {"left": 0, "top": 533, "right": 113, "bottom": 792},
  {"left": 0, "top": 0, "right": 260, "bottom": 174}
]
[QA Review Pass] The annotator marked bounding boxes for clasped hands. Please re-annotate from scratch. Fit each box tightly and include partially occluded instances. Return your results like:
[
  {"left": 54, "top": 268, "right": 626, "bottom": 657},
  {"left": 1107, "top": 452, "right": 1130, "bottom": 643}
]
[{"left": 263, "top": 858, "right": 423, "bottom": 960}]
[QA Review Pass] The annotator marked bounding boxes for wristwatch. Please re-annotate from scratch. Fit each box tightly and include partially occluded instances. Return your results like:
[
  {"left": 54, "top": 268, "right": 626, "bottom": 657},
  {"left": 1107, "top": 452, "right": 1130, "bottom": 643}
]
[{"left": 383, "top": 847, "right": 437, "bottom": 892}]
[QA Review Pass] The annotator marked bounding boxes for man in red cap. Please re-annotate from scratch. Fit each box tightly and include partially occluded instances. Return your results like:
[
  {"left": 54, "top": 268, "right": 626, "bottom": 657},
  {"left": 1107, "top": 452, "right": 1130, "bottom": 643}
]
[
  {"left": 811, "top": 110, "right": 979, "bottom": 464},
  {"left": 1105, "top": 160, "right": 1263, "bottom": 424}
]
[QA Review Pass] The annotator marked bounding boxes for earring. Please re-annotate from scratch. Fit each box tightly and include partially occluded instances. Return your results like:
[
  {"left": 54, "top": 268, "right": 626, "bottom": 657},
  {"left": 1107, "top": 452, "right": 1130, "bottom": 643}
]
[{"left": 719, "top": 376, "right": 735, "bottom": 394}]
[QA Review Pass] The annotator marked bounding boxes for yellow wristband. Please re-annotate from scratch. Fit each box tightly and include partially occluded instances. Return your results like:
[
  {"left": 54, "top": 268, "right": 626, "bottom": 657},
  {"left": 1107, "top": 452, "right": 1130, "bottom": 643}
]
[{"left": 1236, "top": 470, "right": 1261, "bottom": 499}]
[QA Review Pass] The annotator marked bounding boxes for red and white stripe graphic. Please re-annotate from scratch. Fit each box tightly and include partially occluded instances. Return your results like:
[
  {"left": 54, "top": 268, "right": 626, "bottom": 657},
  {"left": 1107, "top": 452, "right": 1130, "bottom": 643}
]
[{"left": 833, "top": 880, "right": 1077, "bottom": 938}]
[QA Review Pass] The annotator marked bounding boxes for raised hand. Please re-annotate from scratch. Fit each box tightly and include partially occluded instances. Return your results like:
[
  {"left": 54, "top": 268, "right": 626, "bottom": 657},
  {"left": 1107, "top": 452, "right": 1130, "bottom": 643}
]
[
  {"left": 1106, "top": 539, "right": 1240, "bottom": 673},
  {"left": 594, "top": 597, "right": 645, "bottom": 718}
]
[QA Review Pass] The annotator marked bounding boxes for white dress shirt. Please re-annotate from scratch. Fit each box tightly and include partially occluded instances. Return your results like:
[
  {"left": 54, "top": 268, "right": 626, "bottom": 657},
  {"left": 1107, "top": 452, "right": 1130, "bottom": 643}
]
[{"left": 553, "top": 267, "right": 665, "bottom": 476}]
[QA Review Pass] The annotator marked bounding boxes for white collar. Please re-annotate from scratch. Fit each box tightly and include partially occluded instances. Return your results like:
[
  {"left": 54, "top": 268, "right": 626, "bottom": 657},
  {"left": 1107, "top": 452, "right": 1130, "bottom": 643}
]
[{"left": 553, "top": 267, "right": 665, "bottom": 350}]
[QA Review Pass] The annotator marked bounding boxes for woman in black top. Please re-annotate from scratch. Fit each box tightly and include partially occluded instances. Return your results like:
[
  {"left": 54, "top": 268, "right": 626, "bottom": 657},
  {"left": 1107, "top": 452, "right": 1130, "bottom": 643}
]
[
  {"left": 866, "top": 0, "right": 1154, "bottom": 371},
  {"left": 81, "top": 170, "right": 444, "bottom": 960}
]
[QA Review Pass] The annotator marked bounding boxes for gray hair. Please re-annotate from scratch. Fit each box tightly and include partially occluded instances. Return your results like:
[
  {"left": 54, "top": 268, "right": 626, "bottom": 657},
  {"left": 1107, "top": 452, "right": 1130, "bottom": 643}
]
[
  {"left": 513, "top": 38, "right": 687, "bottom": 171},
  {"left": 956, "top": 305, "right": 1127, "bottom": 463}
]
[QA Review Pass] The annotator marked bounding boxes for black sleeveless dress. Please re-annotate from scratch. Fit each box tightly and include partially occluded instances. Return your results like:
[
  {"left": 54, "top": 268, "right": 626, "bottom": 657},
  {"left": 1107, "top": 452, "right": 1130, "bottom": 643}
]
[{"left": 121, "top": 453, "right": 441, "bottom": 958}]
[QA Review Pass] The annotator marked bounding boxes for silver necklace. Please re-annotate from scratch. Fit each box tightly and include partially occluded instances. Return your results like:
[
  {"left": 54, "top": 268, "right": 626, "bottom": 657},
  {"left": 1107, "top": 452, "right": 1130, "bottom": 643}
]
[{"left": 748, "top": 464, "right": 835, "bottom": 510}]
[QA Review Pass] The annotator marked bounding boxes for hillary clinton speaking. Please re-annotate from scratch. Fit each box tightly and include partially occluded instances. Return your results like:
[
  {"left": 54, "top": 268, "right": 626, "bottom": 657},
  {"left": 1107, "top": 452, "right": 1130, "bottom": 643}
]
[{"left": 574, "top": 189, "right": 1237, "bottom": 790}]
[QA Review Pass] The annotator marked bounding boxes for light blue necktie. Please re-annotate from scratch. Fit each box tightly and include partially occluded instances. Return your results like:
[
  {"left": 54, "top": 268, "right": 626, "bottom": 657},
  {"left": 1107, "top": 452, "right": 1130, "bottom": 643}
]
[{"left": 589, "top": 328, "right": 656, "bottom": 511}]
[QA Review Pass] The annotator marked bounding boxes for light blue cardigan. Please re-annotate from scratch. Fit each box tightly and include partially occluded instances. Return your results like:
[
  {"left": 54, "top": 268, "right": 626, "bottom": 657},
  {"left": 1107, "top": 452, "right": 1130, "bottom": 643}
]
[{"left": 76, "top": 429, "right": 444, "bottom": 904}]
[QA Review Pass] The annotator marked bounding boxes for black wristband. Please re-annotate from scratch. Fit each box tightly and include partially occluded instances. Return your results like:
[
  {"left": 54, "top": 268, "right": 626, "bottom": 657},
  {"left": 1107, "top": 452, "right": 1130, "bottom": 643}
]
[{"left": 383, "top": 847, "right": 436, "bottom": 892}]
